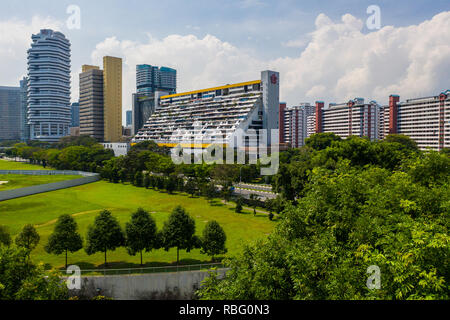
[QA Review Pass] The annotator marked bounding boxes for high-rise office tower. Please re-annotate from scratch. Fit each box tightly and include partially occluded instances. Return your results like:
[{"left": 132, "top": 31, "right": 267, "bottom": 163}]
[
  {"left": 71, "top": 102, "right": 80, "bottom": 128},
  {"left": 103, "top": 56, "right": 122, "bottom": 142},
  {"left": 131, "top": 93, "right": 157, "bottom": 135},
  {"left": 20, "top": 77, "right": 29, "bottom": 141},
  {"left": 126, "top": 110, "right": 132, "bottom": 127},
  {"left": 0, "top": 86, "right": 22, "bottom": 141},
  {"left": 27, "top": 29, "right": 71, "bottom": 142},
  {"left": 136, "top": 64, "right": 176, "bottom": 95},
  {"left": 79, "top": 65, "right": 104, "bottom": 141}
]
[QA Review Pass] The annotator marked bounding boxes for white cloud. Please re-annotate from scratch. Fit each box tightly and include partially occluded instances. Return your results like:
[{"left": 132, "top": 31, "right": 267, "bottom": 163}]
[
  {"left": 88, "top": 34, "right": 265, "bottom": 116},
  {"left": 276, "top": 11, "right": 450, "bottom": 105},
  {"left": 282, "top": 38, "right": 308, "bottom": 48},
  {"left": 0, "top": 16, "right": 63, "bottom": 86},
  {"left": 3, "top": 11, "right": 450, "bottom": 127},
  {"left": 88, "top": 11, "right": 450, "bottom": 119}
]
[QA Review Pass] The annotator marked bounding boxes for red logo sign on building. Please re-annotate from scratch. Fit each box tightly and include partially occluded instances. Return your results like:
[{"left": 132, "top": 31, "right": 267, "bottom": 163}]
[{"left": 271, "top": 73, "right": 278, "bottom": 85}]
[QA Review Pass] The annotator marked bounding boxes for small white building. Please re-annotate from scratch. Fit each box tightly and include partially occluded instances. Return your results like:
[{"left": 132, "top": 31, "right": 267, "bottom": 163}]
[{"left": 102, "top": 142, "right": 130, "bottom": 157}]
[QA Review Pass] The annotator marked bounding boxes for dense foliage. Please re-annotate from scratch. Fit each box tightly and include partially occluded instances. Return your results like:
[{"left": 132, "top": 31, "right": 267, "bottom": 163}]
[
  {"left": 198, "top": 134, "right": 449, "bottom": 300},
  {"left": 85, "top": 210, "right": 126, "bottom": 266},
  {"left": 160, "top": 206, "right": 201, "bottom": 264},
  {"left": 45, "top": 215, "right": 83, "bottom": 268},
  {"left": 0, "top": 246, "right": 67, "bottom": 300},
  {"left": 125, "top": 208, "right": 159, "bottom": 266},
  {"left": 3, "top": 136, "right": 114, "bottom": 172}
]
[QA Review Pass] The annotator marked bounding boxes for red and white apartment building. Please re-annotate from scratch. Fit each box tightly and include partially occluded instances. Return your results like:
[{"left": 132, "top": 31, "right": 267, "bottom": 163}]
[{"left": 280, "top": 89, "right": 449, "bottom": 151}]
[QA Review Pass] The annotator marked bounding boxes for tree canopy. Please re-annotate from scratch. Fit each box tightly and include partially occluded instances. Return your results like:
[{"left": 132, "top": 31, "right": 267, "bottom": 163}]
[
  {"left": 125, "top": 208, "right": 159, "bottom": 266},
  {"left": 85, "top": 210, "right": 125, "bottom": 266},
  {"left": 199, "top": 139, "right": 450, "bottom": 300},
  {"left": 45, "top": 215, "right": 83, "bottom": 268},
  {"left": 160, "top": 206, "right": 199, "bottom": 264}
]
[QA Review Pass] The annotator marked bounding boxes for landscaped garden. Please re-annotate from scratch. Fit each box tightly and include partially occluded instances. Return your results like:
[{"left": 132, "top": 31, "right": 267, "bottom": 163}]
[{"left": 0, "top": 162, "right": 275, "bottom": 270}]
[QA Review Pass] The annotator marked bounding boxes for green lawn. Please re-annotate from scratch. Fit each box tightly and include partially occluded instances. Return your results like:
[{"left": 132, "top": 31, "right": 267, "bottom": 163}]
[
  {"left": 0, "top": 159, "right": 49, "bottom": 170},
  {"left": 0, "top": 181, "right": 275, "bottom": 270},
  {"left": 0, "top": 174, "right": 81, "bottom": 191}
]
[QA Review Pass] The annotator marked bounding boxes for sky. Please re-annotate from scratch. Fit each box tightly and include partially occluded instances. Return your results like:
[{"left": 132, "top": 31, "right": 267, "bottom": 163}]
[{"left": 1, "top": 0, "right": 449, "bottom": 125}]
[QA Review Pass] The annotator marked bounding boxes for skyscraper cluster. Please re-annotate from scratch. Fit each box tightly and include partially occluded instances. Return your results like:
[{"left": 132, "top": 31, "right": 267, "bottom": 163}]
[
  {"left": 136, "top": 65, "right": 176, "bottom": 95},
  {"left": 0, "top": 28, "right": 448, "bottom": 152},
  {"left": 79, "top": 57, "right": 123, "bottom": 142}
]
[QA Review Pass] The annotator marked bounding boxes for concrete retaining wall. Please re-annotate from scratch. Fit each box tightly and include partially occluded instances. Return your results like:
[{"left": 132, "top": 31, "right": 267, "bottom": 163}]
[
  {"left": 0, "top": 170, "right": 100, "bottom": 202},
  {"left": 77, "top": 269, "right": 228, "bottom": 300}
]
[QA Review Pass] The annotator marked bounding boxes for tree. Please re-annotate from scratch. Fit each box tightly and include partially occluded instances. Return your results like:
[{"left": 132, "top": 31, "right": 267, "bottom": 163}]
[
  {"left": 143, "top": 173, "right": 150, "bottom": 189},
  {"left": 221, "top": 182, "right": 233, "bottom": 204},
  {"left": 185, "top": 179, "right": 197, "bottom": 197},
  {"left": 85, "top": 210, "right": 125, "bottom": 267},
  {"left": 201, "top": 221, "right": 227, "bottom": 261},
  {"left": 305, "top": 132, "right": 341, "bottom": 150},
  {"left": 198, "top": 162, "right": 449, "bottom": 300},
  {"left": 204, "top": 182, "right": 218, "bottom": 203},
  {"left": 15, "top": 224, "right": 40, "bottom": 259},
  {"left": 270, "top": 196, "right": 287, "bottom": 215},
  {"left": 0, "top": 246, "right": 68, "bottom": 300},
  {"left": 164, "top": 175, "right": 177, "bottom": 194},
  {"left": 0, "top": 225, "right": 11, "bottom": 247},
  {"left": 45, "top": 214, "right": 83, "bottom": 269},
  {"left": 265, "top": 199, "right": 275, "bottom": 221},
  {"left": 249, "top": 194, "right": 260, "bottom": 216},
  {"left": 156, "top": 176, "right": 165, "bottom": 190},
  {"left": 134, "top": 171, "right": 143, "bottom": 187},
  {"left": 384, "top": 134, "right": 419, "bottom": 152},
  {"left": 160, "top": 206, "right": 199, "bottom": 264},
  {"left": 235, "top": 197, "right": 243, "bottom": 213},
  {"left": 125, "top": 208, "right": 158, "bottom": 266},
  {"left": 149, "top": 175, "right": 157, "bottom": 189}
]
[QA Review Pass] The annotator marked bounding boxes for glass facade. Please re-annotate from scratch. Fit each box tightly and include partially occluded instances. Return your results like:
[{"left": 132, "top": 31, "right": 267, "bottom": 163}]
[
  {"left": 136, "top": 64, "right": 176, "bottom": 95},
  {"left": 27, "top": 29, "right": 71, "bottom": 142},
  {"left": 0, "top": 86, "right": 22, "bottom": 141},
  {"left": 71, "top": 102, "right": 80, "bottom": 127}
]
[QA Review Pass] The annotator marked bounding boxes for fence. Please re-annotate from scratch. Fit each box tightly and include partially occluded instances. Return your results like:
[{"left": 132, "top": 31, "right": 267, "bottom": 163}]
[
  {"left": 60, "top": 262, "right": 225, "bottom": 276},
  {"left": 0, "top": 170, "right": 100, "bottom": 202}
]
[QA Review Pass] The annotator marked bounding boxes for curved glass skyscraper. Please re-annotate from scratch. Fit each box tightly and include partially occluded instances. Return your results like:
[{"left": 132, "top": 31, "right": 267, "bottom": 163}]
[{"left": 27, "top": 29, "right": 71, "bottom": 142}]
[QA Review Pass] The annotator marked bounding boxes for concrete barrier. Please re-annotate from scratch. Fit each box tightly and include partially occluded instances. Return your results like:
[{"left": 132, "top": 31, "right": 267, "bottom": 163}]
[
  {"left": 0, "top": 170, "right": 100, "bottom": 202},
  {"left": 75, "top": 269, "right": 228, "bottom": 300}
]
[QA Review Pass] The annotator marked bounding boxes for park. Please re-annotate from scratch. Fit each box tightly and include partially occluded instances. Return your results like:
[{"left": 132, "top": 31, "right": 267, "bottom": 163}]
[{"left": 0, "top": 159, "right": 275, "bottom": 271}]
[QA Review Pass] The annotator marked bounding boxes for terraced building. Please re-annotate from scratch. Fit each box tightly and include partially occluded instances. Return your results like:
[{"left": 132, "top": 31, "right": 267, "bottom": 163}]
[{"left": 133, "top": 70, "right": 280, "bottom": 148}]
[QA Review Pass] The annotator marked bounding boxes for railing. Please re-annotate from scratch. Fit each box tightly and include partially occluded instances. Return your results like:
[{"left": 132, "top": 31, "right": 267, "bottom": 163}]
[{"left": 59, "top": 262, "right": 225, "bottom": 276}]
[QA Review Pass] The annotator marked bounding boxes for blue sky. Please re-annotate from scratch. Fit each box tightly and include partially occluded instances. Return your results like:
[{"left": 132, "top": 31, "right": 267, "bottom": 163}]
[
  {"left": 1, "top": 0, "right": 449, "bottom": 124},
  {"left": 3, "top": 0, "right": 449, "bottom": 61}
]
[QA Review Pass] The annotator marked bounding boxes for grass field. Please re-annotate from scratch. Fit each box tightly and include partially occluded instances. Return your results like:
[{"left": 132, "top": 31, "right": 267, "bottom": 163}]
[
  {"left": 0, "top": 174, "right": 81, "bottom": 191},
  {"left": 0, "top": 159, "right": 49, "bottom": 170},
  {"left": 0, "top": 162, "right": 275, "bottom": 270}
]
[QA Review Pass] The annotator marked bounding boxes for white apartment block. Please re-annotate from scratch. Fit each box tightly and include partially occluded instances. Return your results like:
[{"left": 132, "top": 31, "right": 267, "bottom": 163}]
[
  {"left": 318, "top": 98, "right": 380, "bottom": 141},
  {"left": 387, "top": 90, "right": 450, "bottom": 151},
  {"left": 282, "top": 103, "right": 314, "bottom": 148}
]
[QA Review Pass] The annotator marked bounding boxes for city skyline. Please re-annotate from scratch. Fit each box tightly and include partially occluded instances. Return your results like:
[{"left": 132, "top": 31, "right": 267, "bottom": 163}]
[{"left": 0, "top": 1, "right": 449, "bottom": 126}]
